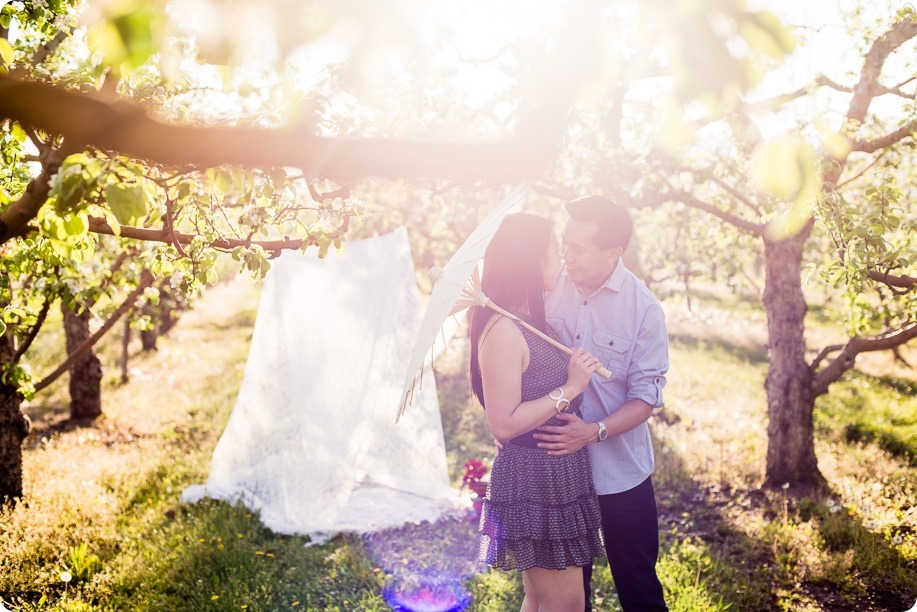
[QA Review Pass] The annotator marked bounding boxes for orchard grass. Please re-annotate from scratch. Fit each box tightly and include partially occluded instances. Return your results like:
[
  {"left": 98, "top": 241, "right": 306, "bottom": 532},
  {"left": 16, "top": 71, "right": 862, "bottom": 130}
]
[
  {"left": 1, "top": 281, "right": 388, "bottom": 611},
  {"left": 1, "top": 280, "right": 915, "bottom": 610}
]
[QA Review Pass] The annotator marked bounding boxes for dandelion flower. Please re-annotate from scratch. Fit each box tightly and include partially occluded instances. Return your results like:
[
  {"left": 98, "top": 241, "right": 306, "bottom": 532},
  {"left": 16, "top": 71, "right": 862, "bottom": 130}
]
[
  {"left": 60, "top": 571, "right": 72, "bottom": 583},
  {"left": 211, "top": 595, "right": 219, "bottom": 600},
  {"left": 893, "top": 535, "right": 903, "bottom": 544}
]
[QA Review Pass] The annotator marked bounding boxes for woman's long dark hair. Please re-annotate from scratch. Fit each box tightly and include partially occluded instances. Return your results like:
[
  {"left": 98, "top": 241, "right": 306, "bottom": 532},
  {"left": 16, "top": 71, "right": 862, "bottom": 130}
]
[{"left": 469, "top": 213, "right": 553, "bottom": 408}]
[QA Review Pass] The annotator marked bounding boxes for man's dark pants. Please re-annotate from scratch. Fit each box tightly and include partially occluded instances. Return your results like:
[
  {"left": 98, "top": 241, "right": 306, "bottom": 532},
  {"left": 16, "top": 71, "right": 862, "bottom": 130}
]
[{"left": 583, "top": 476, "right": 667, "bottom": 611}]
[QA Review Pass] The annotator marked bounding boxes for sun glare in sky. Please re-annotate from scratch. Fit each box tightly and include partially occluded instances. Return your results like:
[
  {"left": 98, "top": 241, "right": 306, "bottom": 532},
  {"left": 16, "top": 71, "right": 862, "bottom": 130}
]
[{"left": 73, "top": 0, "right": 915, "bottom": 154}]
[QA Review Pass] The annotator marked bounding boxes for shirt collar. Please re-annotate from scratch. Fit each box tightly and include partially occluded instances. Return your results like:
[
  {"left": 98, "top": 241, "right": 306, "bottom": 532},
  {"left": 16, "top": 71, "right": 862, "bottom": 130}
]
[
  {"left": 558, "top": 260, "right": 627, "bottom": 296},
  {"left": 604, "top": 260, "right": 627, "bottom": 293}
]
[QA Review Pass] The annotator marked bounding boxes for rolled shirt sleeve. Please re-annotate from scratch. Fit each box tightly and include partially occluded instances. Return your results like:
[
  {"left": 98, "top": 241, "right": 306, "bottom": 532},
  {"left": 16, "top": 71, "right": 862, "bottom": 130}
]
[{"left": 625, "top": 303, "right": 668, "bottom": 408}]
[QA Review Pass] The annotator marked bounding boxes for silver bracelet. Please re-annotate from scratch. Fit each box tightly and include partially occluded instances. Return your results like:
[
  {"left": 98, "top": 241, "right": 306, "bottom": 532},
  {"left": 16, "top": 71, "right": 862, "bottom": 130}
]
[{"left": 548, "top": 387, "right": 571, "bottom": 414}]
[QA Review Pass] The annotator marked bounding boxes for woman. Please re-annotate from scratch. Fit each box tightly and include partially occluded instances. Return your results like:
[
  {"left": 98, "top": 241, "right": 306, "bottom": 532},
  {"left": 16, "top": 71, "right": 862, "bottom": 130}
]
[{"left": 470, "top": 213, "right": 605, "bottom": 611}]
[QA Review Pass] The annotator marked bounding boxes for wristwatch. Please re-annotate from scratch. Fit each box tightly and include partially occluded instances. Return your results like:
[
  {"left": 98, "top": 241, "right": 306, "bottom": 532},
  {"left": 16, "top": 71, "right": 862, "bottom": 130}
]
[{"left": 596, "top": 421, "right": 608, "bottom": 442}]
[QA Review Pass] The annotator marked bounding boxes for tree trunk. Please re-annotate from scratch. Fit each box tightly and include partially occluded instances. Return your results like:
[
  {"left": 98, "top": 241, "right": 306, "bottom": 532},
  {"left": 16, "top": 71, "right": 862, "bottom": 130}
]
[
  {"left": 0, "top": 332, "right": 29, "bottom": 504},
  {"left": 159, "top": 305, "right": 177, "bottom": 335},
  {"left": 62, "top": 303, "right": 102, "bottom": 420},
  {"left": 139, "top": 298, "right": 158, "bottom": 351},
  {"left": 761, "top": 233, "right": 826, "bottom": 490},
  {"left": 140, "top": 326, "right": 158, "bottom": 351},
  {"left": 121, "top": 318, "right": 130, "bottom": 384}
]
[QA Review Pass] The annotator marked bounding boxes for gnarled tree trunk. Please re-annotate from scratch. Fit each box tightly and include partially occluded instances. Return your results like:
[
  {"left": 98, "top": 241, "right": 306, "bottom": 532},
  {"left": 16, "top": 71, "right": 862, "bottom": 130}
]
[
  {"left": 761, "top": 231, "right": 826, "bottom": 490},
  {"left": 0, "top": 333, "right": 29, "bottom": 504},
  {"left": 62, "top": 303, "right": 102, "bottom": 420}
]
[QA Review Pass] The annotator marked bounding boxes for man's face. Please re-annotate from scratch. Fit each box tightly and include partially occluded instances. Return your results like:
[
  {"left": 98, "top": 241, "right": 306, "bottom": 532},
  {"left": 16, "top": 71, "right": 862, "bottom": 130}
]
[{"left": 560, "top": 218, "right": 621, "bottom": 291}]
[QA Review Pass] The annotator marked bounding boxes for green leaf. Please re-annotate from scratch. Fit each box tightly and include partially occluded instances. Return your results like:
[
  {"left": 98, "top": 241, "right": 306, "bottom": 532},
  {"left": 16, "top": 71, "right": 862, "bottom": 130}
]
[
  {"left": 175, "top": 181, "right": 192, "bottom": 200},
  {"left": 62, "top": 214, "right": 89, "bottom": 237},
  {"left": 0, "top": 39, "right": 13, "bottom": 68},
  {"left": 10, "top": 122, "right": 27, "bottom": 143},
  {"left": 208, "top": 168, "right": 233, "bottom": 195},
  {"left": 2, "top": 307, "right": 26, "bottom": 323},
  {"left": 112, "top": 7, "right": 154, "bottom": 69},
  {"left": 87, "top": 22, "right": 127, "bottom": 69},
  {"left": 42, "top": 216, "right": 69, "bottom": 241},
  {"left": 0, "top": 319, "right": 6, "bottom": 337},
  {"left": 739, "top": 12, "right": 795, "bottom": 60},
  {"left": 106, "top": 183, "right": 148, "bottom": 225},
  {"left": 102, "top": 209, "right": 122, "bottom": 236},
  {"left": 50, "top": 164, "right": 90, "bottom": 215},
  {"left": 51, "top": 240, "right": 73, "bottom": 259},
  {"left": 756, "top": 135, "right": 822, "bottom": 239}
]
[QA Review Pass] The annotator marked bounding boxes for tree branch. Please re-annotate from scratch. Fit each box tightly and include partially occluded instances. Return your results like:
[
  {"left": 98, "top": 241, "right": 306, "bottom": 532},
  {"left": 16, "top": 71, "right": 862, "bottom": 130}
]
[
  {"left": 820, "top": 15, "right": 917, "bottom": 187},
  {"left": 811, "top": 343, "right": 844, "bottom": 371},
  {"left": 846, "top": 17, "right": 917, "bottom": 126},
  {"left": 0, "top": 147, "right": 68, "bottom": 243},
  {"left": 867, "top": 269, "right": 917, "bottom": 290},
  {"left": 11, "top": 294, "right": 52, "bottom": 362},
  {"left": 34, "top": 271, "right": 154, "bottom": 393},
  {"left": 852, "top": 120, "right": 916, "bottom": 153},
  {"left": 87, "top": 218, "right": 310, "bottom": 253},
  {"left": 627, "top": 190, "right": 766, "bottom": 237},
  {"left": 812, "top": 323, "right": 917, "bottom": 396},
  {"left": 703, "top": 175, "right": 762, "bottom": 216},
  {"left": 836, "top": 151, "right": 886, "bottom": 189},
  {"left": 0, "top": 74, "right": 570, "bottom": 186},
  {"left": 83, "top": 251, "right": 131, "bottom": 310},
  {"left": 30, "top": 30, "right": 68, "bottom": 67}
]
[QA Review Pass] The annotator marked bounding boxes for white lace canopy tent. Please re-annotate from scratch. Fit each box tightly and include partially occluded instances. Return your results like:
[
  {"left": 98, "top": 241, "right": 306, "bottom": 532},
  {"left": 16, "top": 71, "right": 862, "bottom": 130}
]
[{"left": 182, "top": 228, "right": 461, "bottom": 543}]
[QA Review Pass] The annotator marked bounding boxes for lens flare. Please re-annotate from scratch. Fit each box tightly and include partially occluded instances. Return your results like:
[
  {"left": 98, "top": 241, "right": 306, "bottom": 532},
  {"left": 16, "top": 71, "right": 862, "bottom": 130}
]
[
  {"left": 383, "top": 579, "right": 472, "bottom": 612},
  {"left": 362, "top": 517, "right": 483, "bottom": 612}
]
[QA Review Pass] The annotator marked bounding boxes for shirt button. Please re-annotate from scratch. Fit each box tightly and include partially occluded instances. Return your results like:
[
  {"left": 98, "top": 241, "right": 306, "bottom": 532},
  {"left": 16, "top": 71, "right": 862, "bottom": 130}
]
[
  {"left": 582, "top": 300, "right": 588, "bottom": 306},
  {"left": 575, "top": 334, "right": 581, "bottom": 340},
  {"left": 609, "top": 340, "right": 614, "bottom": 346}
]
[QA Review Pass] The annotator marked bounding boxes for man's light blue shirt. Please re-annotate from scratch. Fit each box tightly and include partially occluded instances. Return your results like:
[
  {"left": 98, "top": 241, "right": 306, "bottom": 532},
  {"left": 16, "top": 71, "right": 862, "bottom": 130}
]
[{"left": 545, "top": 261, "right": 668, "bottom": 495}]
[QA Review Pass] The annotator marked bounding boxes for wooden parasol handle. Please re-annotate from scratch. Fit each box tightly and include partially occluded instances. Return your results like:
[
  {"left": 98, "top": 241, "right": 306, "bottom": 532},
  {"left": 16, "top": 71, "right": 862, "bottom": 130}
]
[{"left": 484, "top": 300, "right": 613, "bottom": 380}]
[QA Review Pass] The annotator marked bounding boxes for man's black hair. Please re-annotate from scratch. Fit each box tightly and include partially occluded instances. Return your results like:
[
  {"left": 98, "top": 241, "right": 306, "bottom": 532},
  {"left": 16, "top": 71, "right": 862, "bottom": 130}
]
[{"left": 565, "top": 195, "right": 633, "bottom": 251}]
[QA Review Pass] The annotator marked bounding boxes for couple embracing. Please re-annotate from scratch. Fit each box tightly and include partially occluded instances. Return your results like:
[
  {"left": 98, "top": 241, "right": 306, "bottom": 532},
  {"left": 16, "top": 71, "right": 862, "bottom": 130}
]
[{"left": 470, "top": 196, "right": 669, "bottom": 611}]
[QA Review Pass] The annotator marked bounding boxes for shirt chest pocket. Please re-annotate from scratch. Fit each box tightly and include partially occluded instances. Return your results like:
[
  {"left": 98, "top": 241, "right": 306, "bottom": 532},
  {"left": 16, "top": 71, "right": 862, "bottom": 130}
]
[{"left": 592, "top": 329, "right": 632, "bottom": 380}]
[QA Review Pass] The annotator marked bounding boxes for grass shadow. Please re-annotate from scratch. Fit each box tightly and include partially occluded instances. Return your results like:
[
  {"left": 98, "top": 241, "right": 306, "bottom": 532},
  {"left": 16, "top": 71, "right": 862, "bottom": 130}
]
[
  {"left": 805, "top": 493, "right": 917, "bottom": 609},
  {"left": 652, "top": 409, "right": 917, "bottom": 611},
  {"left": 815, "top": 370, "right": 917, "bottom": 467}
]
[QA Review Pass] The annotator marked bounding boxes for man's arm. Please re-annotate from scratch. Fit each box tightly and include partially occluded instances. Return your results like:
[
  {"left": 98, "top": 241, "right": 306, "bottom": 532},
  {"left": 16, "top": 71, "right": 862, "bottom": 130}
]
[
  {"left": 534, "top": 302, "right": 668, "bottom": 455},
  {"left": 533, "top": 399, "right": 653, "bottom": 456}
]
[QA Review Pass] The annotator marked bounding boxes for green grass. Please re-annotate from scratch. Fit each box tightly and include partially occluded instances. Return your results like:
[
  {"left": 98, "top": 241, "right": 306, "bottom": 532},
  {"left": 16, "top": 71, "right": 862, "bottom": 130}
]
[
  {"left": 815, "top": 372, "right": 917, "bottom": 466},
  {"left": 2, "top": 279, "right": 916, "bottom": 611}
]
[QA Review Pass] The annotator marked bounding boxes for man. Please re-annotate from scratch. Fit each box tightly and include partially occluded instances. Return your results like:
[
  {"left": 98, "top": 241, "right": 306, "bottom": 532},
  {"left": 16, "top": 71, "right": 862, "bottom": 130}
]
[{"left": 535, "top": 195, "right": 669, "bottom": 611}]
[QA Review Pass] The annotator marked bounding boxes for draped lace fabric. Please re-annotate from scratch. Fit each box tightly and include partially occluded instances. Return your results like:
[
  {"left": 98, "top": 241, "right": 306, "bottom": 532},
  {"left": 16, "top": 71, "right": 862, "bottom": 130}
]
[
  {"left": 479, "top": 320, "right": 605, "bottom": 570},
  {"left": 181, "top": 228, "right": 461, "bottom": 543}
]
